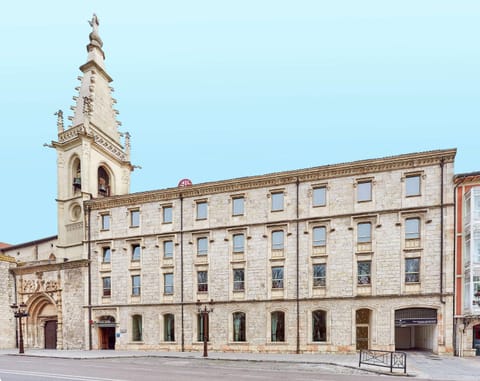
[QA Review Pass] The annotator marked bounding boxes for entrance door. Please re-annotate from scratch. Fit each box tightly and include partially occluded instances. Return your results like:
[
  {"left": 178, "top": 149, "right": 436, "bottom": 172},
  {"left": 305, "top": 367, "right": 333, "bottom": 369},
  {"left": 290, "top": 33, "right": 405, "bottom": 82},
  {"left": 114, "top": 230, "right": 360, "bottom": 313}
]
[
  {"left": 356, "top": 309, "right": 371, "bottom": 350},
  {"left": 44, "top": 320, "right": 57, "bottom": 349},
  {"left": 99, "top": 327, "right": 116, "bottom": 350},
  {"left": 473, "top": 325, "right": 480, "bottom": 356}
]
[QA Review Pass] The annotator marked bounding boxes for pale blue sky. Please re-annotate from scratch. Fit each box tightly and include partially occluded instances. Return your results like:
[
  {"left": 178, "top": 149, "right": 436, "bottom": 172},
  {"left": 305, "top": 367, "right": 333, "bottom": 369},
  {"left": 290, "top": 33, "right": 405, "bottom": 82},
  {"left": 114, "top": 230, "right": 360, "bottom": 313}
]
[{"left": 1, "top": 1, "right": 479, "bottom": 244}]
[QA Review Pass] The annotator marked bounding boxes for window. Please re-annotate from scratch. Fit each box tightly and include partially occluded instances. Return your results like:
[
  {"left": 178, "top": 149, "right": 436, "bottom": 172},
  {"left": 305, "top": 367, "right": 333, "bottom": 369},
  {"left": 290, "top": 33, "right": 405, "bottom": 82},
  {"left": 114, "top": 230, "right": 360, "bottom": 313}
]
[
  {"left": 271, "top": 311, "right": 285, "bottom": 342},
  {"left": 197, "top": 313, "right": 209, "bottom": 341},
  {"left": 233, "top": 269, "right": 245, "bottom": 291},
  {"left": 163, "top": 206, "right": 172, "bottom": 223},
  {"left": 312, "top": 227, "right": 326, "bottom": 247},
  {"left": 313, "top": 264, "right": 326, "bottom": 287},
  {"left": 272, "top": 230, "right": 284, "bottom": 250},
  {"left": 196, "top": 201, "right": 208, "bottom": 220},
  {"left": 130, "top": 210, "right": 140, "bottom": 227},
  {"left": 102, "top": 277, "right": 111, "bottom": 297},
  {"left": 312, "top": 310, "right": 327, "bottom": 342},
  {"left": 357, "top": 261, "right": 371, "bottom": 285},
  {"left": 164, "top": 273, "right": 174, "bottom": 294},
  {"left": 131, "top": 244, "right": 141, "bottom": 261},
  {"left": 132, "top": 275, "right": 141, "bottom": 295},
  {"left": 197, "top": 237, "right": 208, "bottom": 256},
  {"left": 357, "top": 222, "right": 372, "bottom": 243},
  {"left": 271, "top": 192, "right": 284, "bottom": 211},
  {"left": 357, "top": 181, "right": 372, "bottom": 202},
  {"left": 101, "top": 214, "right": 110, "bottom": 230},
  {"left": 405, "top": 218, "right": 420, "bottom": 240},
  {"left": 474, "top": 232, "right": 480, "bottom": 263},
  {"left": 313, "top": 187, "right": 326, "bottom": 207},
  {"left": 163, "top": 240, "right": 173, "bottom": 258},
  {"left": 198, "top": 271, "right": 208, "bottom": 292},
  {"left": 233, "top": 312, "right": 246, "bottom": 342},
  {"left": 232, "top": 197, "right": 244, "bottom": 216},
  {"left": 233, "top": 234, "right": 245, "bottom": 253},
  {"left": 406, "top": 175, "right": 421, "bottom": 197},
  {"left": 164, "top": 314, "right": 175, "bottom": 341},
  {"left": 132, "top": 315, "right": 142, "bottom": 341},
  {"left": 272, "top": 266, "right": 284, "bottom": 289},
  {"left": 102, "top": 247, "right": 111, "bottom": 263},
  {"left": 405, "top": 258, "right": 420, "bottom": 283}
]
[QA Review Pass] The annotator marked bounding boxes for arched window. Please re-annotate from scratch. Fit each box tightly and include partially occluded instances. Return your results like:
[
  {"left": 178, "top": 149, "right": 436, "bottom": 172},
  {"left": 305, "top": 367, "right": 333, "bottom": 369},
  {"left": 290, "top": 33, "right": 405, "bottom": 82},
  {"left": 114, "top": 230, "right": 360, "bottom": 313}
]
[
  {"left": 164, "top": 314, "right": 175, "bottom": 342},
  {"left": 72, "top": 158, "right": 81, "bottom": 192},
  {"left": 132, "top": 315, "right": 142, "bottom": 341},
  {"left": 271, "top": 311, "right": 285, "bottom": 342},
  {"left": 312, "top": 310, "right": 327, "bottom": 342},
  {"left": 233, "top": 312, "right": 246, "bottom": 342},
  {"left": 98, "top": 166, "right": 110, "bottom": 197}
]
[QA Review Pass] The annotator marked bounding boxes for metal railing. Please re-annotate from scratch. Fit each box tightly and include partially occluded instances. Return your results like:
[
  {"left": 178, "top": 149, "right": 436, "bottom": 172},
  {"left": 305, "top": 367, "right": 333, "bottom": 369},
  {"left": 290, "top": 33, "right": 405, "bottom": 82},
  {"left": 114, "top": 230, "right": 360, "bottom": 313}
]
[{"left": 359, "top": 349, "right": 407, "bottom": 373}]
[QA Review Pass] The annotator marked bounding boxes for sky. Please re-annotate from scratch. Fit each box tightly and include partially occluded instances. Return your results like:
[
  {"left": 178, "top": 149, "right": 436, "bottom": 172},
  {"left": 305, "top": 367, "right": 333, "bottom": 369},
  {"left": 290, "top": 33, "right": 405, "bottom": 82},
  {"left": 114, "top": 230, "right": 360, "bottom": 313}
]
[{"left": 1, "top": 1, "right": 479, "bottom": 245}]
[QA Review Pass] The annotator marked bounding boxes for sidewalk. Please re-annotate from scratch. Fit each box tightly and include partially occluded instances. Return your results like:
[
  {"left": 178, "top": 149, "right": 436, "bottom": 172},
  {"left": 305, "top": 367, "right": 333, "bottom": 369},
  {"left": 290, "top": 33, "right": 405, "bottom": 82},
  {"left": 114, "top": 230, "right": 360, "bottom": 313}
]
[{"left": 2, "top": 349, "right": 480, "bottom": 380}]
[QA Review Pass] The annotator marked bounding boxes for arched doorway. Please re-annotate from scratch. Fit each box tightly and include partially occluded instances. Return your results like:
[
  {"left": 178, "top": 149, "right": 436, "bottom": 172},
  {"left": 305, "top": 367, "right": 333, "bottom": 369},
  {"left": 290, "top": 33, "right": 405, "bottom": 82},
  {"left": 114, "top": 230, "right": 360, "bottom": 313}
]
[
  {"left": 26, "top": 294, "right": 58, "bottom": 349},
  {"left": 97, "top": 316, "right": 116, "bottom": 350},
  {"left": 356, "top": 309, "right": 371, "bottom": 350},
  {"left": 395, "top": 308, "right": 437, "bottom": 352}
]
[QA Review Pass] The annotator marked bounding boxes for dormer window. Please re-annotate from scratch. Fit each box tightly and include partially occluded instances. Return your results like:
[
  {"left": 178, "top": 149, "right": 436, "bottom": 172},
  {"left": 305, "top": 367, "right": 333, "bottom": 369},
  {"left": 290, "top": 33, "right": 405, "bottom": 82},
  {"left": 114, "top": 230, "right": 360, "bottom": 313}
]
[{"left": 98, "top": 166, "right": 110, "bottom": 197}]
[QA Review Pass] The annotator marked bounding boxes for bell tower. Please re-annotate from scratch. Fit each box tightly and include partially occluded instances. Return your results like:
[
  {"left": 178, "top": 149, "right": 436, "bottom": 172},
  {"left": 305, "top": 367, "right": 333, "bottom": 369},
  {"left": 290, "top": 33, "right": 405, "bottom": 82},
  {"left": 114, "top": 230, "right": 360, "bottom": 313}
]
[{"left": 52, "top": 14, "right": 132, "bottom": 259}]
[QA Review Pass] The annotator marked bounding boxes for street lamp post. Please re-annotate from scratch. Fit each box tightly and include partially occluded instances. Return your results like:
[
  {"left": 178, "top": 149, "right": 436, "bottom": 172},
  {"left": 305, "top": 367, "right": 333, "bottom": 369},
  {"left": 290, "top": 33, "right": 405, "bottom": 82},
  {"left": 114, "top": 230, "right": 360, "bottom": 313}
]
[
  {"left": 11, "top": 302, "right": 29, "bottom": 354},
  {"left": 197, "top": 305, "right": 213, "bottom": 357}
]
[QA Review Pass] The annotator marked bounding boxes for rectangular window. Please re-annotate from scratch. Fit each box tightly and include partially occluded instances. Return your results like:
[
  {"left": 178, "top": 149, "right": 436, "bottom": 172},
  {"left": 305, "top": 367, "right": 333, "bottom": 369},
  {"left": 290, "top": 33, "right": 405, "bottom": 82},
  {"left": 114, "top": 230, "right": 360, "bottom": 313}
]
[
  {"left": 101, "top": 214, "right": 110, "bottom": 230},
  {"left": 405, "top": 218, "right": 420, "bottom": 240},
  {"left": 197, "top": 271, "right": 208, "bottom": 292},
  {"left": 272, "top": 266, "right": 284, "bottom": 289},
  {"left": 132, "top": 315, "right": 142, "bottom": 341},
  {"left": 312, "top": 227, "right": 326, "bottom": 247},
  {"left": 272, "top": 230, "right": 284, "bottom": 250},
  {"left": 357, "top": 261, "right": 371, "bottom": 285},
  {"left": 130, "top": 210, "right": 140, "bottom": 227},
  {"left": 197, "top": 237, "right": 208, "bottom": 256},
  {"left": 474, "top": 232, "right": 480, "bottom": 263},
  {"left": 233, "top": 233, "right": 245, "bottom": 253},
  {"left": 196, "top": 201, "right": 208, "bottom": 220},
  {"left": 197, "top": 313, "right": 209, "bottom": 341},
  {"left": 163, "top": 240, "right": 173, "bottom": 258},
  {"left": 131, "top": 244, "right": 141, "bottom": 261},
  {"left": 164, "top": 314, "right": 175, "bottom": 341},
  {"left": 102, "top": 247, "right": 111, "bottom": 263},
  {"left": 406, "top": 175, "right": 421, "bottom": 197},
  {"left": 102, "top": 276, "right": 111, "bottom": 297},
  {"left": 405, "top": 258, "right": 420, "bottom": 283},
  {"left": 357, "top": 181, "right": 372, "bottom": 202},
  {"left": 271, "top": 192, "right": 284, "bottom": 211},
  {"left": 313, "top": 187, "right": 326, "bottom": 207},
  {"left": 357, "top": 222, "right": 372, "bottom": 243},
  {"left": 163, "top": 206, "right": 172, "bottom": 223},
  {"left": 313, "top": 264, "right": 326, "bottom": 287},
  {"left": 131, "top": 275, "right": 141, "bottom": 295},
  {"left": 233, "top": 312, "right": 246, "bottom": 342},
  {"left": 164, "top": 273, "right": 174, "bottom": 294},
  {"left": 232, "top": 197, "right": 244, "bottom": 216},
  {"left": 233, "top": 269, "right": 245, "bottom": 291}
]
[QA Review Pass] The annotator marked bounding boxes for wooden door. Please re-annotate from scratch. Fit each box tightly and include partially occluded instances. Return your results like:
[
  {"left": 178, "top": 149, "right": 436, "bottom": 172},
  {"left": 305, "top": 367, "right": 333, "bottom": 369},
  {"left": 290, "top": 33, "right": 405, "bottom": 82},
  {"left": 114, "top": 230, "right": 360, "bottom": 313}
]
[{"left": 44, "top": 320, "right": 57, "bottom": 349}]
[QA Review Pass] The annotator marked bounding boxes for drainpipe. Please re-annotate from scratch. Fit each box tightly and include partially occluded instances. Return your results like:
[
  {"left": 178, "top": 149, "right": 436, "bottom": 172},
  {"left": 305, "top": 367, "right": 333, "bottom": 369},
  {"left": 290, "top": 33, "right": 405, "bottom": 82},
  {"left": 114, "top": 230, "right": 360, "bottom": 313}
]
[
  {"left": 453, "top": 180, "right": 458, "bottom": 356},
  {"left": 440, "top": 158, "right": 445, "bottom": 305},
  {"left": 296, "top": 178, "right": 300, "bottom": 354},
  {"left": 87, "top": 204, "right": 93, "bottom": 350},
  {"left": 180, "top": 194, "right": 185, "bottom": 352}
]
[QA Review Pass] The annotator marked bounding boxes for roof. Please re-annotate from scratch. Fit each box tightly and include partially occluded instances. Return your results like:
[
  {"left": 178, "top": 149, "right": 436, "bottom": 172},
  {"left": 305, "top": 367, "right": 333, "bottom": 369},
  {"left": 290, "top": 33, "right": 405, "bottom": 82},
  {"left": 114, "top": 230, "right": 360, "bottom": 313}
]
[{"left": 0, "top": 235, "right": 58, "bottom": 252}]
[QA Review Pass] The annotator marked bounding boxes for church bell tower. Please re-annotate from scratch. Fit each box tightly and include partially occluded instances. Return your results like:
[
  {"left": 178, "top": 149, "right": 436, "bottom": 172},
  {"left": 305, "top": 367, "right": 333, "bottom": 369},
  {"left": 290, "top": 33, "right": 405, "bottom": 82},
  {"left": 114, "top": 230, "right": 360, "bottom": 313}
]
[{"left": 52, "top": 14, "right": 132, "bottom": 259}]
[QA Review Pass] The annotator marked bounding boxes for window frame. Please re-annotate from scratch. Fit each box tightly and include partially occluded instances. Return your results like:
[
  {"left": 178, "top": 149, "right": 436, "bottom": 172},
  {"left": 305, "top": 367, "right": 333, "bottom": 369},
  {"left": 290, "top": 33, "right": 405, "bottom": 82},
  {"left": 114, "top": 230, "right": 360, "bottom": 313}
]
[
  {"left": 197, "top": 270, "right": 208, "bottom": 292},
  {"left": 312, "top": 226, "right": 327, "bottom": 247},
  {"left": 271, "top": 230, "right": 284, "bottom": 250},
  {"left": 270, "top": 311, "right": 285, "bottom": 342},
  {"left": 101, "top": 214, "right": 110, "bottom": 230},
  {"left": 163, "top": 240, "right": 174, "bottom": 258},
  {"left": 102, "top": 247, "right": 111, "bottom": 263},
  {"left": 132, "top": 314, "right": 143, "bottom": 342},
  {"left": 162, "top": 205, "right": 173, "bottom": 224},
  {"left": 131, "top": 275, "right": 141, "bottom": 296},
  {"left": 130, "top": 209, "right": 140, "bottom": 227},
  {"left": 406, "top": 174, "right": 421, "bottom": 197},
  {"left": 233, "top": 268, "right": 245, "bottom": 291},
  {"left": 131, "top": 243, "right": 141, "bottom": 262},
  {"left": 163, "top": 314, "right": 175, "bottom": 342},
  {"left": 357, "top": 222, "right": 372, "bottom": 243},
  {"left": 312, "top": 186, "right": 327, "bottom": 207},
  {"left": 232, "top": 196, "right": 245, "bottom": 216},
  {"left": 164, "top": 273, "right": 174, "bottom": 294},
  {"left": 357, "top": 260, "right": 372, "bottom": 285},
  {"left": 232, "top": 312, "right": 246, "bottom": 342},
  {"left": 272, "top": 266, "right": 284, "bottom": 289},
  {"left": 357, "top": 180, "right": 372, "bottom": 202},
  {"left": 312, "top": 310, "right": 327, "bottom": 342},
  {"left": 233, "top": 233, "right": 245, "bottom": 253},
  {"left": 405, "top": 217, "right": 421, "bottom": 240},
  {"left": 196, "top": 201, "right": 208, "bottom": 220},
  {"left": 271, "top": 192, "right": 284, "bottom": 212},
  {"left": 197, "top": 237, "right": 209, "bottom": 256},
  {"left": 102, "top": 276, "right": 111, "bottom": 297},
  {"left": 313, "top": 263, "right": 326, "bottom": 288},
  {"left": 405, "top": 257, "right": 420, "bottom": 283}
]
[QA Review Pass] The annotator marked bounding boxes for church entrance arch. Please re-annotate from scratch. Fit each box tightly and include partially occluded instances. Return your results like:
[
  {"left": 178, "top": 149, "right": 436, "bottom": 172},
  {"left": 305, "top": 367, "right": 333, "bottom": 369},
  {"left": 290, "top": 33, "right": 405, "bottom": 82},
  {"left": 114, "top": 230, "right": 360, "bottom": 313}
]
[
  {"left": 97, "top": 315, "right": 116, "bottom": 350},
  {"left": 26, "top": 293, "right": 58, "bottom": 349}
]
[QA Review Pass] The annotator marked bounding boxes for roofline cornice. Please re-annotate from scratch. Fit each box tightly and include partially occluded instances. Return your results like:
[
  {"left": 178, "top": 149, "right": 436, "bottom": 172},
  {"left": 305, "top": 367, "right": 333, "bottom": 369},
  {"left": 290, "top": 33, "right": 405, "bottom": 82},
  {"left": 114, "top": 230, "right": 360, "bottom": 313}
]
[{"left": 86, "top": 148, "right": 456, "bottom": 210}]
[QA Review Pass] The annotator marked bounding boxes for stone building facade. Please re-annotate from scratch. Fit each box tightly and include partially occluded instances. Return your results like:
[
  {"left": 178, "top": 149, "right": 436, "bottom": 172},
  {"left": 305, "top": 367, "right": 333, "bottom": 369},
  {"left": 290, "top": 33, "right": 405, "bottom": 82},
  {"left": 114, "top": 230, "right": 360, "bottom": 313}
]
[{"left": 2, "top": 15, "right": 457, "bottom": 354}]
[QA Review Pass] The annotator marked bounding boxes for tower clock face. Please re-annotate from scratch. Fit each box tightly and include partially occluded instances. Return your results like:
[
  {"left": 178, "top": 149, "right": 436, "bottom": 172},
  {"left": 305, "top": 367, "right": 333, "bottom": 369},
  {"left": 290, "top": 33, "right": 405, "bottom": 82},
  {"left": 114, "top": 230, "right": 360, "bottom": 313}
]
[{"left": 71, "top": 204, "right": 82, "bottom": 221}]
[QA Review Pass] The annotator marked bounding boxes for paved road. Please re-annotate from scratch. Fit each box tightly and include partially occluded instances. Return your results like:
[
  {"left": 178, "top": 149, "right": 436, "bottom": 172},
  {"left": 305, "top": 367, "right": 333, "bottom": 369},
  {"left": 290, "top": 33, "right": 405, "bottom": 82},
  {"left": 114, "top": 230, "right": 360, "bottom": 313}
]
[{"left": 0, "top": 356, "right": 403, "bottom": 381}]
